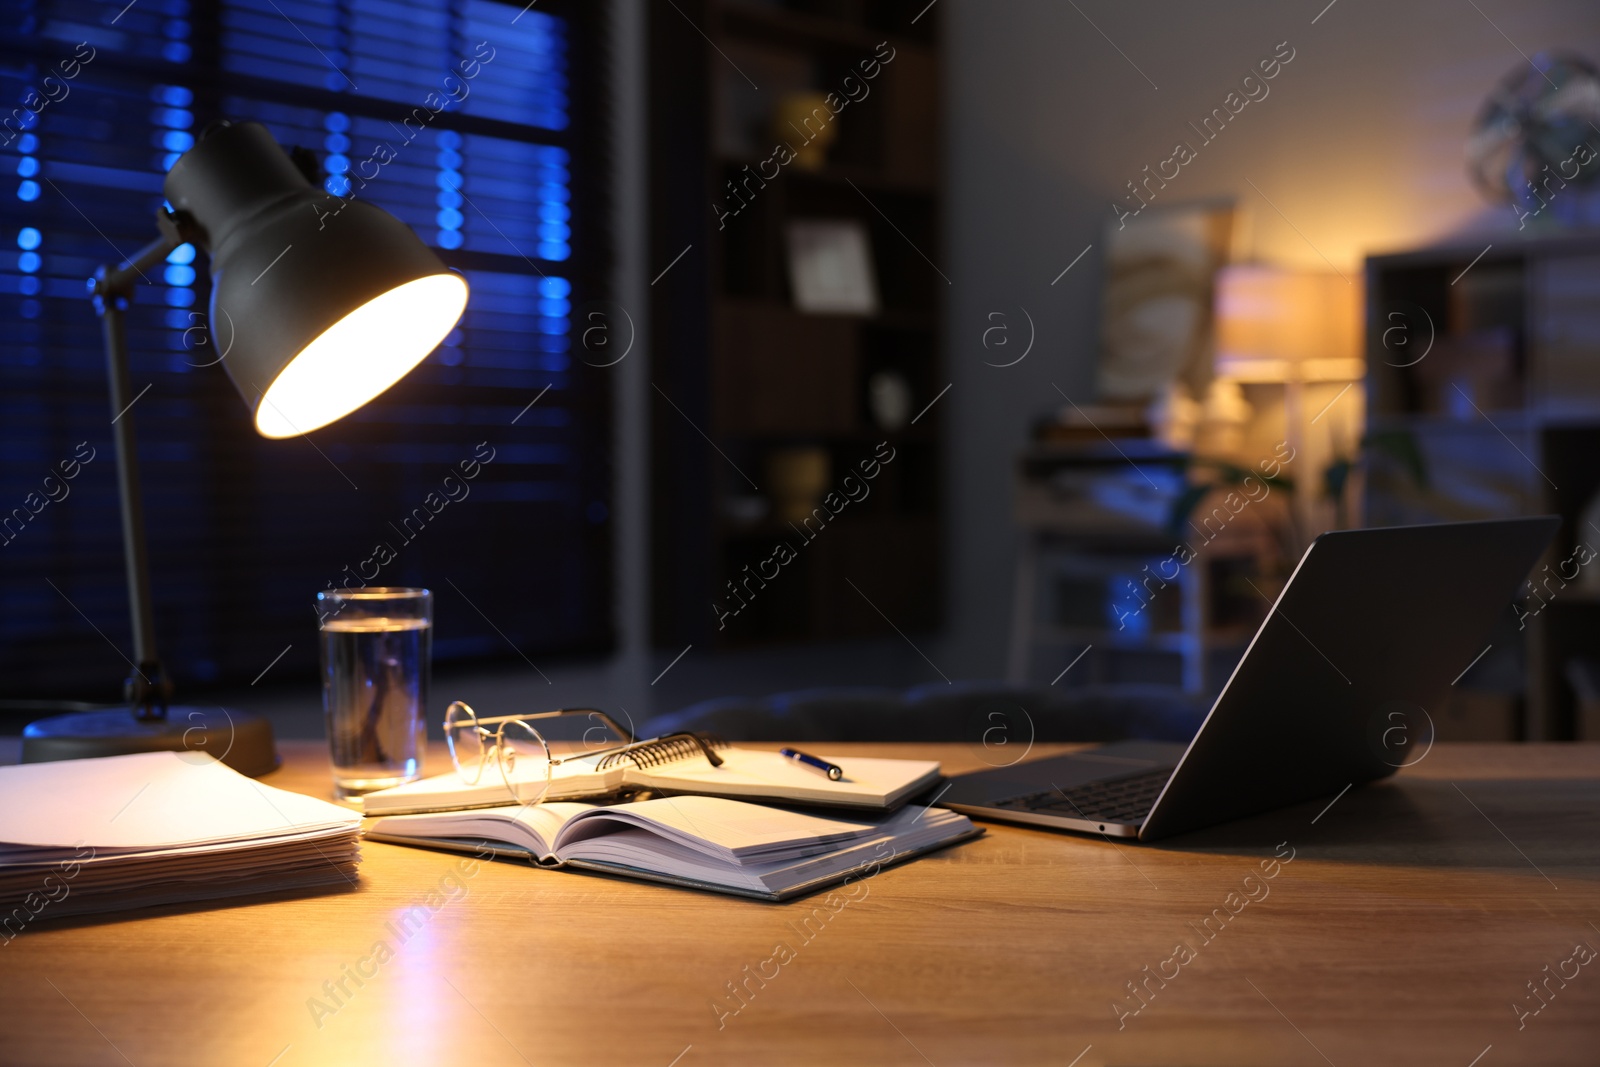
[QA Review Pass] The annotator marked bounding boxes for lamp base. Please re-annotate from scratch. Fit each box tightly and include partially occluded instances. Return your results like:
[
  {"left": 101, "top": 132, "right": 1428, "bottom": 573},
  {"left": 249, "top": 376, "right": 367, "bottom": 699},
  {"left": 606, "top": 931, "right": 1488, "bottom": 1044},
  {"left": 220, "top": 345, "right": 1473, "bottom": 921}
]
[{"left": 20, "top": 706, "right": 279, "bottom": 777}]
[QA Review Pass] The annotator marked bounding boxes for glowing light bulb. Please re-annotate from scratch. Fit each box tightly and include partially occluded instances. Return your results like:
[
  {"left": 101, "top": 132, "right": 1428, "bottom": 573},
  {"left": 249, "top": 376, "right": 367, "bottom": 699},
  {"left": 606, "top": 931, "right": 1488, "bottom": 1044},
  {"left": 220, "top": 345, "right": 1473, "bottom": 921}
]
[{"left": 253, "top": 273, "right": 468, "bottom": 438}]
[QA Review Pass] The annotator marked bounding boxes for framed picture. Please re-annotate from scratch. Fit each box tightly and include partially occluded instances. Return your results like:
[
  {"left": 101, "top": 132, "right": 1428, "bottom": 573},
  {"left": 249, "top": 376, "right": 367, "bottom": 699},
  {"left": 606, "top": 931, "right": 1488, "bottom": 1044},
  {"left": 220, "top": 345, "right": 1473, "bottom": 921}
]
[
  {"left": 1097, "top": 199, "right": 1236, "bottom": 401},
  {"left": 785, "top": 219, "right": 880, "bottom": 316}
]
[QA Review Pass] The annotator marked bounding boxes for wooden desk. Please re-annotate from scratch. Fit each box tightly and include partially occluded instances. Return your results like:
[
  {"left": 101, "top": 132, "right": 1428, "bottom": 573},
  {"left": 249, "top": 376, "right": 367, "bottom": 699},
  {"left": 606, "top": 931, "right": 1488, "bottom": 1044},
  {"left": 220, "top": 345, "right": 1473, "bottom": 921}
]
[{"left": 2, "top": 741, "right": 1599, "bottom": 1066}]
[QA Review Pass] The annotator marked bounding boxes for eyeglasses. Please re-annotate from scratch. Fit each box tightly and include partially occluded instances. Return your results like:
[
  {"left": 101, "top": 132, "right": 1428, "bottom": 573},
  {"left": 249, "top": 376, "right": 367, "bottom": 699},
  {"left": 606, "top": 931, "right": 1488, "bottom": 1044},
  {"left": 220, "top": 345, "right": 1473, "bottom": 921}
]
[{"left": 443, "top": 702, "right": 724, "bottom": 806}]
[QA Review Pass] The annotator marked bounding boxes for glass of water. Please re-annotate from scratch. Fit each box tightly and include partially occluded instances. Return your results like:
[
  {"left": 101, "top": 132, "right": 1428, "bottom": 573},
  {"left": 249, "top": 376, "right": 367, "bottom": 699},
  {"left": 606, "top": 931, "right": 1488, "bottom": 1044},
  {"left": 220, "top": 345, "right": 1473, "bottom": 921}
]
[{"left": 316, "top": 587, "right": 432, "bottom": 799}]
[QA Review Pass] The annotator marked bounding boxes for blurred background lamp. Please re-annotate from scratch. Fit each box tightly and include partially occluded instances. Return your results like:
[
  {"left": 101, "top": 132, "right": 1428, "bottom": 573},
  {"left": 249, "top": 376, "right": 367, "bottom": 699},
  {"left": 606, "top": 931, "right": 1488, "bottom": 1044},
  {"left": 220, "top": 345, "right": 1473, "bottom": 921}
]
[
  {"left": 21, "top": 121, "right": 468, "bottom": 775},
  {"left": 1214, "top": 266, "right": 1360, "bottom": 380},
  {"left": 1213, "top": 264, "right": 1362, "bottom": 533}
]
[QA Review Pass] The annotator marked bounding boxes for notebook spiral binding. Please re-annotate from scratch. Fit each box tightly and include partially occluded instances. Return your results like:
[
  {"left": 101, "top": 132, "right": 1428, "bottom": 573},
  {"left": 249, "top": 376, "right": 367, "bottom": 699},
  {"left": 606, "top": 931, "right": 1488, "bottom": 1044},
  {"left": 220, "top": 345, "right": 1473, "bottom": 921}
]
[{"left": 596, "top": 732, "right": 728, "bottom": 771}]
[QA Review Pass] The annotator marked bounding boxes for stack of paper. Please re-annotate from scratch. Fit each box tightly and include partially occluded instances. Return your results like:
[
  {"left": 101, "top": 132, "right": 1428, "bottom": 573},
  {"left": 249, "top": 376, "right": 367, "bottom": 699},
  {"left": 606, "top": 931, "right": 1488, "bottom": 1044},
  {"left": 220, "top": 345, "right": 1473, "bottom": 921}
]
[{"left": 0, "top": 751, "right": 361, "bottom": 924}]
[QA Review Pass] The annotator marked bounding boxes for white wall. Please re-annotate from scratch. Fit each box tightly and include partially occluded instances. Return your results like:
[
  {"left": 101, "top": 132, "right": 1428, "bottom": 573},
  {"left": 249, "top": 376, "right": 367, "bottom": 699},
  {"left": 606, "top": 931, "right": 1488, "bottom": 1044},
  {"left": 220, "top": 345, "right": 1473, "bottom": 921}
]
[{"left": 936, "top": 0, "right": 1600, "bottom": 677}]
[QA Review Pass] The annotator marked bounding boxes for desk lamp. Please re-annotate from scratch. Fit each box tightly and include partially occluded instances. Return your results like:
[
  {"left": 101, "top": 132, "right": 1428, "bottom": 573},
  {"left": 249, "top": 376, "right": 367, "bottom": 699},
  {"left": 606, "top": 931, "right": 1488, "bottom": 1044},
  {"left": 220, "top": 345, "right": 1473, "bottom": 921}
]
[{"left": 20, "top": 121, "right": 469, "bottom": 775}]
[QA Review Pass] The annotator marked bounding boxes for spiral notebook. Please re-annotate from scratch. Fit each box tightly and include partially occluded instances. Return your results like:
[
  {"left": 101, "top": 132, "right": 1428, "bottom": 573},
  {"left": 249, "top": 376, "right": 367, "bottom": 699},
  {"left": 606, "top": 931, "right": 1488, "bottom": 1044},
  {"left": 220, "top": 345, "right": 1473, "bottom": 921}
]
[
  {"left": 365, "top": 793, "right": 979, "bottom": 901},
  {"left": 360, "top": 738, "right": 943, "bottom": 817}
]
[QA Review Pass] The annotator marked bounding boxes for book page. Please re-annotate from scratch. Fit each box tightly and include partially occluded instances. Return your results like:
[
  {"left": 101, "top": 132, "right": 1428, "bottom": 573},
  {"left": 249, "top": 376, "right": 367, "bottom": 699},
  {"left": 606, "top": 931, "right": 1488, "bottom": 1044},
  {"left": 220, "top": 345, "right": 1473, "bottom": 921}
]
[
  {"left": 367, "top": 801, "right": 597, "bottom": 858},
  {"left": 555, "top": 804, "right": 980, "bottom": 897},
  {"left": 552, "top": 794, "right": 884, "bottom": 861},
  {"left": 555, "top": 828, "right": 770, "bottom": 893}
]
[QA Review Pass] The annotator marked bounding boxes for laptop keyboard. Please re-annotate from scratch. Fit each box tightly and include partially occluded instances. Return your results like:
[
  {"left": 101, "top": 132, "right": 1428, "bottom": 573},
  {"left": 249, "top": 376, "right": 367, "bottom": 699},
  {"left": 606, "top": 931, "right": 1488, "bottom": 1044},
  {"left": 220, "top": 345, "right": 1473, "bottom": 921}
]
[{"left": 994, "top": 767, "right": 1175, "bottom": 825}]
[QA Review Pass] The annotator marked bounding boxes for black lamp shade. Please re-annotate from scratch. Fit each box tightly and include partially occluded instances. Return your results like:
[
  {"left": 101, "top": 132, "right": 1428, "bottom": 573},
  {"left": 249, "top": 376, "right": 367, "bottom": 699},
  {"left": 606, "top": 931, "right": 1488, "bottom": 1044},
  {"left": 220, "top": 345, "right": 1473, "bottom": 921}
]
[{"left": 163, "top": 122, "right": 468, "bottom": 438}]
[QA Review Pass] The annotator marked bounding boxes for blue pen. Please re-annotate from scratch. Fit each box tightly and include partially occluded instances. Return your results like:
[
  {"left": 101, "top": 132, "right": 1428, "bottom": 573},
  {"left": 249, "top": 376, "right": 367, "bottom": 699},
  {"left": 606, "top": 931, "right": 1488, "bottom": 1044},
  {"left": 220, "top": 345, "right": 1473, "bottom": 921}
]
[{"left": 780, "top": 747, "right": 843, "bottom": 781}]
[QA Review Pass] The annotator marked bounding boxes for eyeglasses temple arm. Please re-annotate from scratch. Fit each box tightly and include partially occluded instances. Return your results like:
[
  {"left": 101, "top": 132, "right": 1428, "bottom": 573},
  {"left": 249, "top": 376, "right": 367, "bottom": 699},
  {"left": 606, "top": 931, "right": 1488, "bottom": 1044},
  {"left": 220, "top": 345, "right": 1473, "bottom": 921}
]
[
  {"left": 589, "top": 709, "right": 636, "bottom": 743},
  {"left": 465, "top": 708, "right": 636, "bottom": 743}
]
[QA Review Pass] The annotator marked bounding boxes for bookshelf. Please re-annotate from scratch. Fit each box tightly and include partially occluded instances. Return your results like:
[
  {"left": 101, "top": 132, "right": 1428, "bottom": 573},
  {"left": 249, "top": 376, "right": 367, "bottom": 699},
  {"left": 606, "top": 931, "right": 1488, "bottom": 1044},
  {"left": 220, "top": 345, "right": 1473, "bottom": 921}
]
[
  {"left": 648, "top": 0, "right": 943, "bottom": 648},
  {"left": 1364, "top": 233, "right": 1600, "bottom": 739}
]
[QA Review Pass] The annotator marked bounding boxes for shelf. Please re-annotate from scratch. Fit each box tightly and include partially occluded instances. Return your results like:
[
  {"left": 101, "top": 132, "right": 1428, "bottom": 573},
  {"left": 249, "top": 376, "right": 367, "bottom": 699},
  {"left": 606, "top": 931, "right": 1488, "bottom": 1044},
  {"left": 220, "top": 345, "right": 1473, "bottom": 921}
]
[
  {"left": 714, "top": 295, "right": 934, "bottom": 332},
  {"left": 869, "top": 309, "right": 937, "bottom": 331},
  {"left": 715, "top": 1, "right": 931, "bottom": 54},
  {"left": 1365, "top": 231, "right": 1600, "bottom": 271},
  {"left": 1365, "top": 411, "right": 1540, "bottom": 433},
  {"left": 717, "top": 154, "right": 936, "bottom": 195},
  {"left": 717, "top": 427, "right": 938, "bottom": 445},
  {"left": 720, "top": 510, "right": 937, "bottom": 539},
  {"left": 1366, "top": 410, "right": 1600, "bottom": 437}
]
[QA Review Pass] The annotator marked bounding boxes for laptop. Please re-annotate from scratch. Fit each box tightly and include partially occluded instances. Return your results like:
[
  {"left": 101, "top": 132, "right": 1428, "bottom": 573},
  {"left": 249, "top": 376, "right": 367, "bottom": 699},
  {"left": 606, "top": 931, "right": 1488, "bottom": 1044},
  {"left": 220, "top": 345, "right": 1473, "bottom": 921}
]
[{"left": 941, "top": 517, "right": 1557, "bottom": 841}]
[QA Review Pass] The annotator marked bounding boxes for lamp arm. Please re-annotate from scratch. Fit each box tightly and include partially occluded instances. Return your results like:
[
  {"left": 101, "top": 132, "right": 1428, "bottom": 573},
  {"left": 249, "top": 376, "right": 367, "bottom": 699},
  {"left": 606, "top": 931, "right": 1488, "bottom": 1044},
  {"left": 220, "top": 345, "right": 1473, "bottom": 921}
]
[{"left": 88, "top": 210, "right": 199, "bottom": 721}]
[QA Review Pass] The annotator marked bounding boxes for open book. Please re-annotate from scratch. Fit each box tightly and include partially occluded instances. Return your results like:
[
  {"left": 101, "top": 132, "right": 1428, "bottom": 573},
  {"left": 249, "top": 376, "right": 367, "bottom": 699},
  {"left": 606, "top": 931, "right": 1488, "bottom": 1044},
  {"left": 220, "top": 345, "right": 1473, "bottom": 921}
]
[
  {"left": 366, "top": 794, "right": 979, "bottom": 901},
  {"left": 360, "top": 744, "right": 942, "bottom": 817}
]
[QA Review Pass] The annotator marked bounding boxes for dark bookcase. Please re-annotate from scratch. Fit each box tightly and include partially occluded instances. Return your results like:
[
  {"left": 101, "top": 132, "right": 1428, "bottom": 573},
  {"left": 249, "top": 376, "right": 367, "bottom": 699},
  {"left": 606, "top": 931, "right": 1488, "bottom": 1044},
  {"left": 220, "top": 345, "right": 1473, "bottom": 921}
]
[
  {"left": 648, "top": 0, "right": 943, "bottom": 648},
  {"left": 1364, "top": 233, "right": 1600, "bottom": 739}
]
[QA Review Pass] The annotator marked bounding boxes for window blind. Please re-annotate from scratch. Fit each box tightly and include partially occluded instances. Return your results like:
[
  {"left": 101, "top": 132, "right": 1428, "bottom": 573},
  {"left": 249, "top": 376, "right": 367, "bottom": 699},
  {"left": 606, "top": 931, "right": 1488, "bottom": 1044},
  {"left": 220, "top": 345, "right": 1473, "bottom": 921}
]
[{"left": 0, "top": 0, "right": 611, "bottom": 700}]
